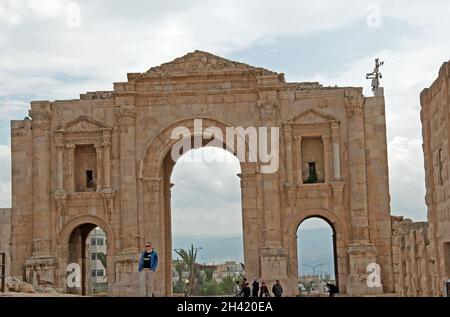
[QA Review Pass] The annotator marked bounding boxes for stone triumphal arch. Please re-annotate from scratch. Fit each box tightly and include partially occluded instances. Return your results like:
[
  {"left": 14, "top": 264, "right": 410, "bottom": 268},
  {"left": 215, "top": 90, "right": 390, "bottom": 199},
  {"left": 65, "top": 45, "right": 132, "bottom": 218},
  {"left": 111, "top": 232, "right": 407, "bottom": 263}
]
[{"left": 10, "top": 51, "right": 394, "bottom": 295}]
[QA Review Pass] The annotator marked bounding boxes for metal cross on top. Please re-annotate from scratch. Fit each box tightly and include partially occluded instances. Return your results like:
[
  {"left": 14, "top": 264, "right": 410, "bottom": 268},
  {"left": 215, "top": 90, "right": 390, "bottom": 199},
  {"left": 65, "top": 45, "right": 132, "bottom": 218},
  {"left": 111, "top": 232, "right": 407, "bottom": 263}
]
[{"left": 366, "top": 58, "right": 384, "bottom": 94}]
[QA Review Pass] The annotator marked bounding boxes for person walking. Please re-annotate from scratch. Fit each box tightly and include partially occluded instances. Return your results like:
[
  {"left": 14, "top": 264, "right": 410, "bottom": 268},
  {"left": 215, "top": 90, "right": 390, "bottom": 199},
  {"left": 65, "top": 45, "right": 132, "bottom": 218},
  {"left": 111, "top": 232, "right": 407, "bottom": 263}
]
[
  {"left": 259, "top": 281, "right": 270, "bottom": 297},
  {"left": 138, "top": 242, "right": 158, "bottom": 297},
  {"left": 272, "top": 280, "right": 283, "bottom": 297},
  {"left": 240, "top": 282, "right": 251, "bottom": 297},
  {"left": 326, "top": 283, "right": 339, "bottom": 297},
  {"left": 241, "top": 277, "right": 247, "bottom": 291},
  {"left": 252, "top": 278, "right": 260, "bottom": 297},
  {"left": 233, "top": 281, "right": 241, "bottom": 296}
]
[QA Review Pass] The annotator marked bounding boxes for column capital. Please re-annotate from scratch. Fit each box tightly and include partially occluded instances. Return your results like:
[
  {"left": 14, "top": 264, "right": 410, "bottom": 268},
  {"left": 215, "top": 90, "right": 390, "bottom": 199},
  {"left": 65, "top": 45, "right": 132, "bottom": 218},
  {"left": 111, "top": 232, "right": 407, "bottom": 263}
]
[
  {"left": 66, "top": 143, "right": 76, "bottom": 149},
  {"left": 238, "top": 172, "right": 257, "bottom": 188},
  {"left": 344, "top": 90, "right": 364, "bottom": 117},
  {"left": 283, "top": 125, "right": 293, "bottom": 143},
  {"left": 282, "top": 124, "right": 292, "bottom": 133},
  {"left": 257, "top": 99, "right": 279, "bottom": 125},
  {"left": 115, "top": 105, "right": 137, "bottom": 129},
  {"left": 29, "top": 109, "right": 52, "bottom": 131},
  {"left": 141, "top": 177, "right": 162, "bottom": 192},
  {"left": 331, "top": 121, "right": 340, "bottom": 142},
  {"left": 321, "top": 134, "right": 331, "bottom": 141},
  {"left": 29, "top": 108, "right": 51, "bottom": 121},
  {"left": 331, "top": 120, "right": 340, "bottom": 130}
]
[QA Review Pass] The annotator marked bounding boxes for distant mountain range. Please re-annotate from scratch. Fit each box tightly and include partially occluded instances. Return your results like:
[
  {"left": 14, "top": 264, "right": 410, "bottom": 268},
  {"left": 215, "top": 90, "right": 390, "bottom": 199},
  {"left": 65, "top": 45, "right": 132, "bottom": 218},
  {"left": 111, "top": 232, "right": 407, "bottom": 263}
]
[{"left": 172, "top": 227, "right": 335, "bottom": 278}]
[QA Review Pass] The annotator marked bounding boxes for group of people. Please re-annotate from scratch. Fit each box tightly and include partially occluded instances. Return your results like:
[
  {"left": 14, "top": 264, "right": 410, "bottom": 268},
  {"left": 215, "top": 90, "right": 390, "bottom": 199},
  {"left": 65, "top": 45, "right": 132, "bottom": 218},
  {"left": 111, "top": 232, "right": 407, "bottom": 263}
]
[
  {"left": 137, "top": 242, "right": 286, "bottom": 298},
  {"left": 234, "top": 278, "right": 283, "bottom": 297}
]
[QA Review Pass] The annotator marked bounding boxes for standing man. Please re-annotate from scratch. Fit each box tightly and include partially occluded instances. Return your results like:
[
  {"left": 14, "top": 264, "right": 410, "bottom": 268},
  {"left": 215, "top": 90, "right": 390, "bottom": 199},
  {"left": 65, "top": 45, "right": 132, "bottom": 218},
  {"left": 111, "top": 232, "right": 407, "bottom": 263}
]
[
  {"left": 272, "top": 280, "right": 283, "bottom": 297},
  {"left": 252, "top": 278, "right": 260, "bottom": 297},
  {"left": 138, "top": 242, "right": 158, "bottom": 297}
]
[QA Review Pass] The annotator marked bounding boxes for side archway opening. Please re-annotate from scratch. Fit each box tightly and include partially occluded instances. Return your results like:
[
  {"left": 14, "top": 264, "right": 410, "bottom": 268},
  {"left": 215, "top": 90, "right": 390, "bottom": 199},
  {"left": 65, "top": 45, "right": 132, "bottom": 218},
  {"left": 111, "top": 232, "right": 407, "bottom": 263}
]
[
  {"left": 296, "top": 216, "right": 338, "bottom": 296},
  {"left": 65, "top": 223, "right": 110, "bottom": 296}
]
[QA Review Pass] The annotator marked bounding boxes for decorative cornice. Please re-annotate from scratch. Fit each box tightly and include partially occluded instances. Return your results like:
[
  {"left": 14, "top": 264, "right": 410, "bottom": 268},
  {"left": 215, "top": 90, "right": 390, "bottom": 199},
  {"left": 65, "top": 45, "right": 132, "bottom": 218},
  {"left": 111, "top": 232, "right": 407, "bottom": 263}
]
[
  {"left": 57, "top": 115, "right": 112, "bottom": 134},
  {"left": 283, "top": 108, "right": 336, "bottom": 125},
  {"left": 80, "top": 91, "right": 113, "bottom": 100},
  {"left": 145, "top": 50, "right": 277, "bottom": 77}
]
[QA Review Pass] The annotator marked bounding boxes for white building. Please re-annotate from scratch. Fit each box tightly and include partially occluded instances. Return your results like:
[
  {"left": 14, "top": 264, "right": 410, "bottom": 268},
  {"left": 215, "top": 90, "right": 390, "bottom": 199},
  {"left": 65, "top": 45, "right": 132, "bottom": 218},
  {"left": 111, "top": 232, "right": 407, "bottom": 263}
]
[{"left": 86, "top": 227, "right": 107, "bottom": 295}]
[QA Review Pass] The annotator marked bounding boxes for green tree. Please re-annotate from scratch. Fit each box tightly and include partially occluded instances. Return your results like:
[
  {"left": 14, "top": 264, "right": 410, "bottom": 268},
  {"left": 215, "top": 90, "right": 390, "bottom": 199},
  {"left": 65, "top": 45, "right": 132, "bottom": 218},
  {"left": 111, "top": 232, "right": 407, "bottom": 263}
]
[
  {"left": 202, "top": 280, "right": 224, "bottom": 296},
  {"left": 173, "top": 259, "right": 187, "bottom": 294},
  {"left": 203, "top": 267, "right": 215, "bottom": 282},
  {"left": 220, "top": 276, "right": 237, "bottom": 295},
  {"left": 174, "top": 245, "right": 199, "bottom": 296}
]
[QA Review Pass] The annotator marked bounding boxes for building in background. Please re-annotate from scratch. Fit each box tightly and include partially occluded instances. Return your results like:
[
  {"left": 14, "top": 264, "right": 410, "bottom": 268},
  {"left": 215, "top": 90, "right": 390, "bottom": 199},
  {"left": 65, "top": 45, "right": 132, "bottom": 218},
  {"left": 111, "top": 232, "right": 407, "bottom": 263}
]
[
  {"left": 213, "top": 261, "right": 244, "bottom": 282},
  {"left": 86, "top": 227, "right": 107, "bottom": 295}
]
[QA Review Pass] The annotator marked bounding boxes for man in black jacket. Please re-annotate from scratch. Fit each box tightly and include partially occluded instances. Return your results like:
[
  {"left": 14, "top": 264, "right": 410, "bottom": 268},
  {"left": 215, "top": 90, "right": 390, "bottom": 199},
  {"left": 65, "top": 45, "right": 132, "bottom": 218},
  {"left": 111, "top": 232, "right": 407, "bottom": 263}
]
[
  {"left": 252, "top": 278, "right": 260, "bottom": 297},
  {"left": 240, "top": 282, "right": 251, "bottom": 297},
  {"left": 272, "top": 280, "right": 283, "bottom": 297}
]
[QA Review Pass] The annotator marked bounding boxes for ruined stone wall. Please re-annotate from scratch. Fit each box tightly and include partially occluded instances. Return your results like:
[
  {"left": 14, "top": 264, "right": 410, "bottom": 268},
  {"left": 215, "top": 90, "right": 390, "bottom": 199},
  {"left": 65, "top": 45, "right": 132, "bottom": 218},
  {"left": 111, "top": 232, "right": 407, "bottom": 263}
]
[
  {"left": 391, "top": 216, "right": 437, "bottom": 296},
  {"left": 0, "top": 208, "right": 11, "bottom": 277},
  {"left": 420, "top": 60, "right": 450, "bottom": 296}
]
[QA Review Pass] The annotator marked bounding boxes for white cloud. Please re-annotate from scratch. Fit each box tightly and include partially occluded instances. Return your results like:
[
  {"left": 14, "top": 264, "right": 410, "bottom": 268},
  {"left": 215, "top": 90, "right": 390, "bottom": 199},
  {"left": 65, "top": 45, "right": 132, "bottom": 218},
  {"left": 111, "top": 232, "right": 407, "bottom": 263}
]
[
  {"left": 0, "top": 0, "right": 448, "bottom": 225},
  {"left": 388, "top": 137, "right": 426, "bottom": 220},
  {"left": 172, "top": 148, "right": 242, "bottom": 235}
]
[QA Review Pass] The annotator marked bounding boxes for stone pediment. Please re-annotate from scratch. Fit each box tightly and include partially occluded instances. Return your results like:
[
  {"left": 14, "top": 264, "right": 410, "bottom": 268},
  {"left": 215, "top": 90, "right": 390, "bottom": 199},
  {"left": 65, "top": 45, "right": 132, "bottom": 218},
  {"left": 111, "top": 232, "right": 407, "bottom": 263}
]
[
  {"left": 284, "top": 109, "right": 336, "bottom": 125},
  {"left": 60, "top": 115, "right": 111, "bottom": 133},
  {"left": 145, "top": 50, "right": 276, "bottom": 76}
]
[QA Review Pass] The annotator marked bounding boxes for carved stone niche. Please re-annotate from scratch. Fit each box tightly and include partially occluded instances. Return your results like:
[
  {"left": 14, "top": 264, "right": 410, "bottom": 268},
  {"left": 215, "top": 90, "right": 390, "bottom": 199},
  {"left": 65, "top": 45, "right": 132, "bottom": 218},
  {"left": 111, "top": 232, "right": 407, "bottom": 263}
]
[
  {"left": 53, "top": 115, "right": 114, "bottom": 227},
  {"left": 283, "top": 109, "right": 341, "bottom": 185}
]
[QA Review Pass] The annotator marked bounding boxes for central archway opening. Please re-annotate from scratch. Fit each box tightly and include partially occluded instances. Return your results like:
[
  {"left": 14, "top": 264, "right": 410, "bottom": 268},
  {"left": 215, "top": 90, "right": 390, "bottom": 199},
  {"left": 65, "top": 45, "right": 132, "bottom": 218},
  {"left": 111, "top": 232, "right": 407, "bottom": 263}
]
[{"left": 169, "top": 147, "right": 244, "bottom": 296}]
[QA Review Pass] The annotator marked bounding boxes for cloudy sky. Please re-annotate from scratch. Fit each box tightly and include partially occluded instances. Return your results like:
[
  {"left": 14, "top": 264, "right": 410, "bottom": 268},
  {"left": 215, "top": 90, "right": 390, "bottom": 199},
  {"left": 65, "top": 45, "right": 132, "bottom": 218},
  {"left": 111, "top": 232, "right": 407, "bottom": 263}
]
[{"left": 1, "top": 0, "right": 449, "bottom": 235}]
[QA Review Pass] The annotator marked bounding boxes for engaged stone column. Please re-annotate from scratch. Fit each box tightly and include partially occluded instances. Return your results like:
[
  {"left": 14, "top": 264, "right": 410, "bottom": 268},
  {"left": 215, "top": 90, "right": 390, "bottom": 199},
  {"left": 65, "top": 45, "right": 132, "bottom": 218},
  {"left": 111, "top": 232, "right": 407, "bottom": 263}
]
[
  {"left": 29, "top": 106, "right": 52, "bottom": 256},
  {"left": 345, "top": 90, "right": 369, "bottom": 242},
  {"left": 283, "top": 125, "right": 294, "bottom": 185},
  {"left": 102, "top": 140, "right": 111, "bottom": 189},
  {"left": 257, "top": 90, "right": 292, "bottom": 294},
  {"left": 331, "top": 121, "right": 341, "bottom": 181},
  {"left": 115, "top": 105, "right": 139, "bottom": 253},
  {"left": 344, "top": 90, "right": 382, "bottom": 295},
  {"left": 295, "top": 137, "right": 303, "bottom": 184},
  {"left": 322, "top": 134, "right": 332, "bottom": 183},
  {"left": 55, "top": 143, "right": 65, "bottom": 192},
  {"left": 142, "top": 177, "right": 165, "bottom": 296},
  {"left": 257, "top": 98, "right": 282, "bottom": 248},
  {"left": 238, "top": 171, "right": 260, "bottom": 282},
  {"left": 102, "top": 128, "right": 112, "bottom": 190},
  {"left": 66, "top": 144, "right": 76, "bottom": 192},
  {"left": 95, "top": 143, "right": 103, "bottom": 191}
]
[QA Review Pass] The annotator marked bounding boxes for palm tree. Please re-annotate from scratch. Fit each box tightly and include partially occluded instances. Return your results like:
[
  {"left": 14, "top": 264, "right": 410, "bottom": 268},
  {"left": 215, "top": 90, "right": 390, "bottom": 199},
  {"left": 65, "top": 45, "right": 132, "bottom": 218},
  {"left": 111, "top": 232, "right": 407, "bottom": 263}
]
[
  {"left": 173, "top": 258, "right": 187, "bottom": 293},
  {"left": 173, "top": 258, "right": 186, "bottom": 282},
  {"left": 203, "top": 267, "right": 215, "bottom": 282},
  {"left": 96, "top": 252, "right": 107, "bottom": 269},
  {"left": 174, "top": 244, "right": 200, "bottom": 295}
]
